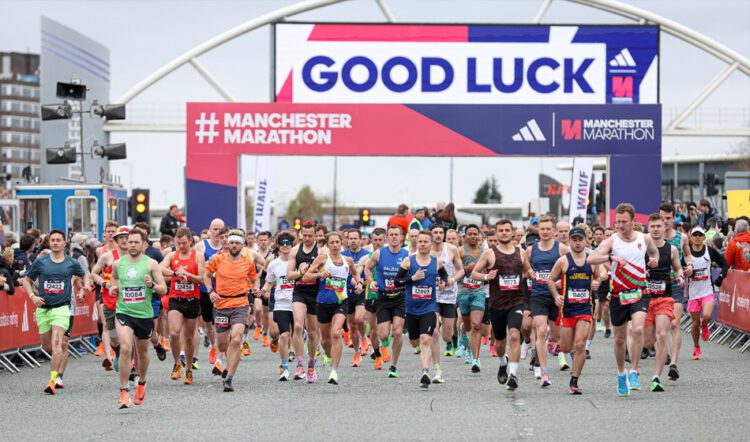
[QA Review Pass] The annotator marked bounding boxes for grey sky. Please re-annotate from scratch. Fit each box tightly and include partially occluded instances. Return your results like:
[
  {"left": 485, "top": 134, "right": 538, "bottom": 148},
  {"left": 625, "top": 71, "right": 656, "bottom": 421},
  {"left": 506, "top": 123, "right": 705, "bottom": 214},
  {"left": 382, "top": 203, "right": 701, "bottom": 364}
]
[{"left": 2, "top": 0, "right": 749, "bottom": 212}]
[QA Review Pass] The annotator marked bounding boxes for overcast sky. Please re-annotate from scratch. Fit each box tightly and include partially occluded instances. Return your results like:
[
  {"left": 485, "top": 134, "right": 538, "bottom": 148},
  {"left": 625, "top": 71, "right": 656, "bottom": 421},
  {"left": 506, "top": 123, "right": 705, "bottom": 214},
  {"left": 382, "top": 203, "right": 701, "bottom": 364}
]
[{"left": 2, "top": 0, "right": 749, "bottom": 213}]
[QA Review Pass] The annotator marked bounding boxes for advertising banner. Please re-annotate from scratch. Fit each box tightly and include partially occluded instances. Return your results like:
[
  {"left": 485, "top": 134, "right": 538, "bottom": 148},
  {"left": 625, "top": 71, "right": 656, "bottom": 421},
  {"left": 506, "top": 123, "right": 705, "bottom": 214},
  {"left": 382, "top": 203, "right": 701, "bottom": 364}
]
[
  {"left": 252, "top": 157, "right": 275, "bottom": 235},
  {"left": 274, "top": 23, "right": 658, "bottom": 104},
  {"left": 569, "top": 158, "right": 594, "bottom": 222},
  {"left": 717, "top": 270, "right": 750, "bottom": 333}
]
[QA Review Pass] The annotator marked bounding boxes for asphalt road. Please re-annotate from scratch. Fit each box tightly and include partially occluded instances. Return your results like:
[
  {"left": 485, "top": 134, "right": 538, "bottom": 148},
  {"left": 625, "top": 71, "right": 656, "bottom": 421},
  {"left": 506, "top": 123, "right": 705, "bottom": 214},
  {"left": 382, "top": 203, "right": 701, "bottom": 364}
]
[{"left": 2, "top": 327, "right": 748, "bottom": 441}]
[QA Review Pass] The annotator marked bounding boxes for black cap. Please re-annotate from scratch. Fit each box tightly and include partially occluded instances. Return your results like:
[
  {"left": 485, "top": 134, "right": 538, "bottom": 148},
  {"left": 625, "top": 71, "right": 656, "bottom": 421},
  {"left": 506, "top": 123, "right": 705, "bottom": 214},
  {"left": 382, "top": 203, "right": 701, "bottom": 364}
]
[{"left": 570, "top": 227, "right": 586, "bottom": 239}]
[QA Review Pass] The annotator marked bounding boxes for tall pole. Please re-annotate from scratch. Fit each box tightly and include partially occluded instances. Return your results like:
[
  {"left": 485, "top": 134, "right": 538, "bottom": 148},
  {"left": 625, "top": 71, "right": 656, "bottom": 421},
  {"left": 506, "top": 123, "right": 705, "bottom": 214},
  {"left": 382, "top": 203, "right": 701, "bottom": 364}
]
[
  {"left": 332, "top": 156, "right": 337, "bottom": 228},
  {"left": 449, "top": 157, "right": 454, "bottom": 202},
  {"left": 77, "top": 101, "right": 86, "bottom": 183}
]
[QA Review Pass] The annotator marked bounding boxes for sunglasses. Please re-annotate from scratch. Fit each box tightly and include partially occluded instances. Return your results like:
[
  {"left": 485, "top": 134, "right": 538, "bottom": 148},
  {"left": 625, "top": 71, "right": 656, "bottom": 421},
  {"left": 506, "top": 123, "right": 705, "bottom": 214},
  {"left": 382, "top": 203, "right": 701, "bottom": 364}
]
[{"left": 279, "top": 239, "right": 293, "bottom": 247}]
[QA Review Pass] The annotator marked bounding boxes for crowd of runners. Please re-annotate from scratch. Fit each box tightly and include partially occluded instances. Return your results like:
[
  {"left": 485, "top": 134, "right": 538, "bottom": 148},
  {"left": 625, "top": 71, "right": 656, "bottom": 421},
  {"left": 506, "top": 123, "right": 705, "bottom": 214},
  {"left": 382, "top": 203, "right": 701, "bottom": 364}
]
[{"left": 19, "top": 199, "right": 747, "bottom": 409}]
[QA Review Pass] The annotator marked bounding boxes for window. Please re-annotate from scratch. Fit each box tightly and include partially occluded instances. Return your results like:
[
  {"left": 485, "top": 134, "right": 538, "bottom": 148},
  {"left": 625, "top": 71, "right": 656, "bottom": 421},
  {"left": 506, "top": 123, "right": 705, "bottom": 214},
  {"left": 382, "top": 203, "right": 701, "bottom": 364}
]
[
  {"left": 20, "top": 198, "right": 50, "bottom": 233},
  {"left": 66, "top": 196, "right": 98, "bottom": 237},
  {"left": 0, "top": 100, "right": 39, "bottom": 114},
  {"left": 0, "top": 203, "right": 16, "bottom": 233}
]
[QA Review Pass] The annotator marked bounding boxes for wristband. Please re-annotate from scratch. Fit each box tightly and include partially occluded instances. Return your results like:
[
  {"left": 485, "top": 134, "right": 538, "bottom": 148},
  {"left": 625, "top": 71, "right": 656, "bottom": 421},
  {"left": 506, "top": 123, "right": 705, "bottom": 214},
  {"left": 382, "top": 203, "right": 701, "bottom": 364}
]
[{"left": 484, "top": 275, "right": 488, "bottom": 282}]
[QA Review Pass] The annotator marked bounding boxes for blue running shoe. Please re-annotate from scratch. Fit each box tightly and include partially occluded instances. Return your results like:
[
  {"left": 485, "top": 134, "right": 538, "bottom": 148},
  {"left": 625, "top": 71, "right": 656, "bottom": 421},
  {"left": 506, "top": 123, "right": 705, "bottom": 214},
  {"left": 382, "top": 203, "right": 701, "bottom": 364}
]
[
  {"left": 180, "top": 353, "right": 186, "bottom": 368},
  {"left": 113, "top": 356, "right": 119, "bottom": 373},
  {"left": 464, "top": 347, "right": 473, "bottom": 365},
  {"left": 628, "top": 371, "right": 640, "bottom": 391},
  {"left": 617, "top": 373, "right": 630, "bottom": 397},
  {"left": 455, "top": 343, "right": 465, "bottom": 359}
]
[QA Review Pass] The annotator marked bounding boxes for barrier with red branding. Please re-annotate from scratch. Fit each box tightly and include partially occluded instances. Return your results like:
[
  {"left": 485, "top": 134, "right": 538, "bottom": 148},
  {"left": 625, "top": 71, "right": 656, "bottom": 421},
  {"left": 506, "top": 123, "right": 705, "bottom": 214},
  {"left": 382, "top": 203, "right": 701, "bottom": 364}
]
[
  {"left": 0, "top": 288, "right": 99, "bottom": 353},
  {"left": 717, "top": 270, "right": 750, "bottom": 333}
]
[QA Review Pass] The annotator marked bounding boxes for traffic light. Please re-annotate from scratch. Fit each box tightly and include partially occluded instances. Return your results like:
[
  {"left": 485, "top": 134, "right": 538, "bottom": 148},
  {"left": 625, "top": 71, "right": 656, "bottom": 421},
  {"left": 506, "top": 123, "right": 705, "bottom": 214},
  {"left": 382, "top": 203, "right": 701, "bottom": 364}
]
[
  {"left": 595, "top": 174, "right": 607, "bottom": 214},
  {"left": 293, "top": 216, "right": 302, "bottom": 231},
  {"left": 705, "top": 173, "right": 719, "bottom": 197},
  {"left": 131, "top": 188, "right": 150, "bottom": 224},
  {"left": 359, "top": 208, "right": 374, "bottom": 227}
]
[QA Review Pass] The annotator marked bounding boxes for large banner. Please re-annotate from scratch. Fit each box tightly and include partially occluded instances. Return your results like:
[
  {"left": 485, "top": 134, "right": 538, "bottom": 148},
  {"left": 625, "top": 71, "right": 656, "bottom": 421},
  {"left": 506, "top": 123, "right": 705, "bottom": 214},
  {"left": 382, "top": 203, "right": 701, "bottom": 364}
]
[
  {"left": 569, "top": 158, "right": 595, "bottom": 222},
  {"left": 717, "top": 270, "right": 750, "bottom": 333},
  {"left": 252, "top": 157, "right": 275, "bottom": 235},
  {"left": 274, "top": 24, "right": 658, "bottom": 104}
]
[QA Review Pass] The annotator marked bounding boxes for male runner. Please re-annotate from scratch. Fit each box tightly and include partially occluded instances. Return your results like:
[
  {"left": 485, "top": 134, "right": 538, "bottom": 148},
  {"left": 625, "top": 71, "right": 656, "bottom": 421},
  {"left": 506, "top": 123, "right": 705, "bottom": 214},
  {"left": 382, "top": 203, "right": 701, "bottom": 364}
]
[
  {"left": 359, "top": 228, "right": 386, "bottom": 370},
  {"left": 262, "top": 231, "right": 296, "bottom": 380},
  {"left": 203, "top": 230, "right": 258, "bottom": 392},
  {"left": 109, "top": 230, "right": 167, "bottom": 408},
  {"left": 366, "top": 225, "right": 409, "bottom": 378},
  {"left": 94, "top": 220, "right": 119, "bottom": 359},
  {"left": 548, "top": 227, "right": 604, "bottom": 394},
  {"left": 556, "top": 221, "right": 571, "bottom": 246},
  {"left": 395, "top": 230, "right": 450, "bottom": 388},
  {"left": 196, "top": 219, "right": 224, "bottom": 366},
  {"left": 133, "top": 223, "right": 167, "bottom": 360},
  {"left": 253, "top": 231, "right": 273, "bottom": 347},
  {"left": 160, "top": 227, "right": 205, "bottom": 385},
  {"left": 430, "top": 225, "right": 464, "bottom": 363},
  {"left": 588, "top": 203, "right": 659, "bottom": 396},
  {"left": 243, "top": 237, "right": 266, "bottom": 355},
  {"left": 471, "top": 219, "right": 531, "bottom": 390},
  {"left": 642, "top": 214, "right": 684, "bottom": 391},
  {"left": 24, "top": 230, "right": 91, "bottom": 394},
  {"left": 526, "top": 216, "right": 570, "bottom": 386},
  {"left": 457, "top": 225, "right": 487, "bottom": 371},
  {"left": 341, "top": 229, "right": 369, "bottom": 366},
  {"left": 287, "top": 221, "right": 321, "bottom": 382},
  {"left": 315, "top": 224, "right": 328, "bottom": 248},
  {"left": 303, "top": 232, "right": 363, "bottom": 384}
]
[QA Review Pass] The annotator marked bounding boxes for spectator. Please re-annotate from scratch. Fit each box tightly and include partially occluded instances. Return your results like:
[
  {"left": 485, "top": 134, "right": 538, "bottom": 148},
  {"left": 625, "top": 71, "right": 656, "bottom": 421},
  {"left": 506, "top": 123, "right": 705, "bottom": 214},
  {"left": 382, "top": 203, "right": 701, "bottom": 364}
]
[
  {"left": 697, "top": 199, "right": 718, "bottom": 229},
  {"left": 432, "top": 201, "right": 447, "bottom": 220},
  {"left": 725, "top": 219, "right": 750, "bottom": 271},
  {"left": 686, "top": 203, "right": 699, "bottom": 226},
  {"left": 160, "top": 204, "right": 181, "bottom": 237},
  {"left": 14, "top": 234, "right": 33, "bottom": 276},
  {"left": 70, "top": 234, "right": 91, "bottom": 275},
  {"left": 0, "top": 247, "right": 15, "bottom": 294},
  {"left": 387, "top": 204, "right": 412, "bottom": 236},
  {"left": 134, "top": 222, "right": 164, "bottom": 262},
  {"left": 160, "top": 234, "right": 174, "bottom": 252},
  {"left": 408, "top": 207, "right": 431, "bottom": 232},
  {"left": 704, "top": 216, "right": 722, "bottom": 244},
  {"left": 433, "top": 202, "right": 458, "bottom": 230}
]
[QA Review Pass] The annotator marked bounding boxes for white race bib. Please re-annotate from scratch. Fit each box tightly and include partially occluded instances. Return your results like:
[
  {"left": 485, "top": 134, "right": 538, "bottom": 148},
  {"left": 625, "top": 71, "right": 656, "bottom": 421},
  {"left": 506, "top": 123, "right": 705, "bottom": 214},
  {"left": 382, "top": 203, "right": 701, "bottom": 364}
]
[
  {"left": 412, "top": 285, "right": 432, "bottom": 300},
  {"left": 499, "top": 275, "right": 520, "bottom": 291},
  {"left": 567, "top": 288, "right": 589, "bottom": 304},
  {"left": 122, "top": 287, "right": 145, "bottom": 303}
]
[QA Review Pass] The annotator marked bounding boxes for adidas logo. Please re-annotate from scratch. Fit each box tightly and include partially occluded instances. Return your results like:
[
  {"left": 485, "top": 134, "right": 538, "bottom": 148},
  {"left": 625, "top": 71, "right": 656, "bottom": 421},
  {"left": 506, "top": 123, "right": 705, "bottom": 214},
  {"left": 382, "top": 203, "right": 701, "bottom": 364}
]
[
  {"left": 609, "top": 48, "right": 636, "bottom": 67},
  {"left": 512, "top": 119, "right": 546, "bottom": 142}
]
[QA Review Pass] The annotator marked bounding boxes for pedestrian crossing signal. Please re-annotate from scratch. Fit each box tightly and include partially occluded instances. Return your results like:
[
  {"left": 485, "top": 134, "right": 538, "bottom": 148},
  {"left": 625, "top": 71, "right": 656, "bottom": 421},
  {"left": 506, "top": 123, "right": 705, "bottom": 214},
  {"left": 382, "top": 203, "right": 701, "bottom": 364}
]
[
  {"left": 359, "top": 208, "right": 374, "bottom": 227},
  {"left": 293, "top": 217, "right": 302, "bottom": 230},
  {"left": 131, "top": 189, "right": 150, "bottom": 224}
]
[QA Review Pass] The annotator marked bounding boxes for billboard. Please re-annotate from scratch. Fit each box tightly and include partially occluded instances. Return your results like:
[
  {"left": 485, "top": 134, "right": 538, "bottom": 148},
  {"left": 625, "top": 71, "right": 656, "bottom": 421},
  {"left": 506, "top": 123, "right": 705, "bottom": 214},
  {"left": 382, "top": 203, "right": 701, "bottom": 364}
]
[
  {"left": 274, "top": 23, "right": 659, "bottom": 104},
  {"left": 40, "top": 17, "right": 110, "bottom": 183}
]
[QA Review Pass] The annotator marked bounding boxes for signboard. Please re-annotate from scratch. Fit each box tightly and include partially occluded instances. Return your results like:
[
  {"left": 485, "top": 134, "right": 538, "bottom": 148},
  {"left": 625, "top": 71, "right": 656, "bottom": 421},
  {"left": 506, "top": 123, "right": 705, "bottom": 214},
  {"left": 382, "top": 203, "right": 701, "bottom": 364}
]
[
  {"left": 274, "top": 23, "right": 658, "bottom": 104},
  {"left": 569, "top": 158, "right": 595, "bottom": 222},
  {"left": 40, "top": 17, "right": 111, "bottom": 184},
  {"left": 185, "top": 102, "right": 661, "bottom": 231},
  {"left": 717, "top": 270, "right": 750, "bottom": 333}
]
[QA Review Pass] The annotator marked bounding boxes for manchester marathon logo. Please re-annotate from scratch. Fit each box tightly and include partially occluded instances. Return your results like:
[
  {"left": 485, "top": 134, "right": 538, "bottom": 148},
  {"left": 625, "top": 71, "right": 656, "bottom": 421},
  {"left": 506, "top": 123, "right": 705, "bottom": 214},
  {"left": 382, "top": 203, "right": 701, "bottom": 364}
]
[
  {"left": 561, "top": 118, "right": 654, "bottom": 142},
  {"left": 194, "top": 111, "right": 352, "bottom": 145}
]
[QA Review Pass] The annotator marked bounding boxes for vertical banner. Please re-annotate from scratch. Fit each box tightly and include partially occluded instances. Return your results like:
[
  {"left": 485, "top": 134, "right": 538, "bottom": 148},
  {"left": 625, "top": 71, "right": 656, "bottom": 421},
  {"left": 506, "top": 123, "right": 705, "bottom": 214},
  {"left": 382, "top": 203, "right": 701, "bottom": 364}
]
[
  {"left": 569, "top": 158, "right": 594, "bottom": 222},
  {"left": 717, "top": 269, "right": 750, "bottom": 333},
  {"left": 252, "top": 157, "right": 275, "bottom": 234}
]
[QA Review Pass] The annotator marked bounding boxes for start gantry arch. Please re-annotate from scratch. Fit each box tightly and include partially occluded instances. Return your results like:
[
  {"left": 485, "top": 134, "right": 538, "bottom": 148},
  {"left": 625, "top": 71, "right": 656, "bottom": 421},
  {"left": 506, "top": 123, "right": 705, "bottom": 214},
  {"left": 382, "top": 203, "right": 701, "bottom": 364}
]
[{"left": 107, "top": 0, "right": 749, "bottom": 137}]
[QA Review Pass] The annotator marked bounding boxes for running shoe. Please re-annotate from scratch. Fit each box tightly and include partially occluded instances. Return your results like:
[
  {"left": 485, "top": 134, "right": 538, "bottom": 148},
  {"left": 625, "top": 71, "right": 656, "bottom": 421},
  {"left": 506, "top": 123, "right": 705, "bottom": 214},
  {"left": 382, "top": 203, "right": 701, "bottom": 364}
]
[
  {"left": 307, "top": 366, "right": 317, "bottom": 384},
  {"left": 170, "top": 363, "right": 182, "bottom": 380},
  {"left": 278, "top": 363, "right": 284, "bottom": 375},
  {"left": 129, "top": 367, "right": 138, "bottom": 383},
  {"left": 533, "top": 366, "right": 542, "bottom": 380},
  {"left": 262, "top": 334, "right": 270, "bottom": 347},
  {"left": 322, "top": 354, "right": 332, "bottom": 370},
  {"left": 497, "top": 363, "right": 508, "bottom": 384},
  {"left": 558, "top": 353, "right": 569, "bottom": 371},
  {"left": 432, "top": 370, "right": 445, "bottom": 384},
  {"left": 640, "top": 348, "right": 650, "bottom": 360},
  {"left": 420, "top": 373, "right": 431, "bottom": 389},
  {"left": 692, "top": 346, "right": 702, "bottom": 360},
  {"left": 481, "top": 336, "right": 489, "bottom": 346},
  {"left": 454, "top": 343, "right": 465, "bottom": 359},
  {"left": 701, "top": 322, "right": 710, "bottom": 342},
  {"left": 374, "top": 356, "right": 383, "bottom": 370},
  {"left": 154, "top": 344, "right": 167, "bottom": 361},
  {"left": 203, "top": 334, "right": 210, "bottom": 348},
  {"left": 212, "top": 361, "right": 223, "bottom": 377},
  {"left": 541, "top": 373, "right": 551, "bottom": 388},
  {"left": 118, "top": 389, "right": 130, "bottom": 409},
  {"left": 414, "top": 344, "right": 421, "bottom": 355},
  {"left": 134, "top": 384, "right": 146, "bottom": 405},
  {"left": 351, "top": 352, "right": 362, "bottom": 367},
  {"left": 241, "top": 341, "right": 251, "bottom": 357},
  {"left": 388, "top": 366, "right": 399, "bottom": 378},
  {"left": 293, "top": 365, "right": 305, "bottom": 380},
  {"left": 520, "top": 341, "right": 530, "bottom": 360},
  {"left": 506, "top": 374, "right": 518, "bottom": 390},
  {"left": 585, "top": 350, "right": 591, "bottom": 360},
  {"left": 569, "top": 385, "right": 583, "bottom": 395},
  {"left": 444, "top": 342, "right": 455, "bottom": 357},
  {"left": 617, "top": 373, "right": 630, "bottom": 397},
  {"left": 343, "top": 331, "right": 352, "bottom": 348},
  {"left": 665, "top": 353, "right": 671, "bottom": 366},
  {"left": 253, "top": 326, "right": 262, "bottom": 341},
  {"left": 94, "top": 342, "right": 105, "bottom": 357},
  {"left": 289, "top": 351, "right": 296, "bottom": 362},
  {"left": 209, "top": 347, "right": 217, "bottom": 365},
  {"left": 471, "top": 359, "right": 481, "bottom": 373},
  {"left": 55, "top": 376, "right": 64, "bottom": 389},
  {"left": 628, "top": 371, "right": 640, "bottom": 390},
  {"left": 648, "top": 347, "right": 656, "bottom": 358},
  {"left": 270, "top": 339, "right": 279, "bottom": 353},
  {"left": 279, "top": 369, "right": 289, "bottom": 381},
  {"left": 223, "top": 379, "right": 234, "bottom": 392},
  {"left": 102, "top": 357, "right": 113, "bottom": 371},
  {"left": 192, "top": 358, "right": 200, "bottom": 370},
  {"left": 381, "top": 346, "right": 391, "bottom": 363},
  {"left": 360, "top": 337, "right": 370, "bottom": 355},
  {"left": 604, "top": 329, "right": 612, "bottom": 338},
  {"left": 465, "top": 348, "right": 474, "bottom": 365},
  {"left": 650, "top": 377, "right": 664, "bottom": 392},
  {"left": 548, "top": 342, "right": 559, "bottom": 356},
  {"left": 668, "top": 364, "right": 680, "bottom": 381},
  {"left": 596, "top": 321, "right": 605, "bottom": 332},
  {"left": 183, "top": 370, "right": 193, "bottom": 385},
  {"left": 113, "top": 356, "right": 119, "bottom": 373},
  {"left": 44, "top": 380, "right": 56, "bottom": 395},
  {"left": 222, "top": 369, "right": 228, "bottom": 379},
  {"left": 328, "top": 370, "right": 339, "bottom": 385},
  {"left": 489, "top": 345, "right": 497, "bottom": 358},
  {"left": 180, "top": 353, "right": 187, "bottom": 368},
  {"left": 162, "top": 338, "right": 171, "bottom": 352}
]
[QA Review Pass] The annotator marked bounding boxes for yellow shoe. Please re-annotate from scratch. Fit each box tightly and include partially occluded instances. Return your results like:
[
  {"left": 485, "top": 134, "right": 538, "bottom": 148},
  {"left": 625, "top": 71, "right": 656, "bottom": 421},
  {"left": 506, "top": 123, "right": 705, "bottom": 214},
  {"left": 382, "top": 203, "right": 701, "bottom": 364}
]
[
  {"left": 241, "top": 341, "right": 251, "bottom": 357},
  {"left": 170, "top": 363, "right": 182, "bottom": 380}
]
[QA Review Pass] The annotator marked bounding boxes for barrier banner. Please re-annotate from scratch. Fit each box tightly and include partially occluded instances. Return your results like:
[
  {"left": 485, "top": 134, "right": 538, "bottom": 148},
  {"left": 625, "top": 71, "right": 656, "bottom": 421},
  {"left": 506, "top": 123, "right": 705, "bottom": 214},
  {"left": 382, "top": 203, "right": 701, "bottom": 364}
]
[
  {"left": 69, "top": 290, "right": 99, "bottom": 339},
  {"left": 717, "top": 269, "right": 750, "bottom": 333},
  {"left": 252, "top": 156, "right": 275, "bottom": 235},
  {"left": 569, "top": 157, "right": 594, "bottom": 223}
]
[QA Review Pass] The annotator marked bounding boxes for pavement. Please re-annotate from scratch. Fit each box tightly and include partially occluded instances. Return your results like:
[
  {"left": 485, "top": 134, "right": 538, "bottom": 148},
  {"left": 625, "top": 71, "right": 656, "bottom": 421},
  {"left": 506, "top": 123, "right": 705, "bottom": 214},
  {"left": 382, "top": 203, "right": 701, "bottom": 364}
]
[{"left": 1, "top": 325, "right": 748, "bottom": 441}]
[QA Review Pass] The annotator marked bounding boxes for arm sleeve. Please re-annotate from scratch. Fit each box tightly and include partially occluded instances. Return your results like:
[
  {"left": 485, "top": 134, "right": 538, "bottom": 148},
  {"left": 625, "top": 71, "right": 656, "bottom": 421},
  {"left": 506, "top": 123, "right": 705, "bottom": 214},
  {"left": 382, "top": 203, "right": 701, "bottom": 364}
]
[
  {"left": 438, "top": 266, "right": 449, "bottom": 282},
  {"left": 394, "top": 267, "right": 410, "bottom": 287}
]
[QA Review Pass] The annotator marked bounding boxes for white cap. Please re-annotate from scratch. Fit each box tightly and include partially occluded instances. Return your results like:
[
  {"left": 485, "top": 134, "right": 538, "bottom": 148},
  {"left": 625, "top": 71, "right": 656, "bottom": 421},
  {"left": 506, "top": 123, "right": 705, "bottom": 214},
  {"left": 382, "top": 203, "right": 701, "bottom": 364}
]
[{"left": 690, "top": 226, "right": 706, "bottom": 236}]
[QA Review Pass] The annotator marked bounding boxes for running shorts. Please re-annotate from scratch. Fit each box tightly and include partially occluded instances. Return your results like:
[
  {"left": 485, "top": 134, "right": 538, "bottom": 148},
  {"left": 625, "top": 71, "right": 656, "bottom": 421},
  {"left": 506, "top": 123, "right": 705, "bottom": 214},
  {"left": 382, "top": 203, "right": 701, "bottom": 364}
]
[
  {"left": 214, "top": 306, "right": 249, "bottom": 333},
  {"left": 609, "top": 293, "right": 650, "bottom": 327},
  {"left": 405, "top": 312, "right": 437, "bottom": 339},
  {"left": 317, "top": 301, "right": 348, "bottom": 324},
  {"left": 273, "top": 310, "right": 293, "bottom": 335},
  {"left": 116, "top": 313, "right": 154, "bottom": 340},
  {"left": 436, "top": 302, "right": 457, "bottom": 319},
  {"left": 489, "top": 304, "right": 524, "bottom": 341},
  {"left": 169, "top": 297, "right": 201, "bottom": 320},
  {"left": 530, "top": 296, "right": 559, "bottom": 321},
  {"left": 376, "top": 296, "right": 405, "bottom": 324}
]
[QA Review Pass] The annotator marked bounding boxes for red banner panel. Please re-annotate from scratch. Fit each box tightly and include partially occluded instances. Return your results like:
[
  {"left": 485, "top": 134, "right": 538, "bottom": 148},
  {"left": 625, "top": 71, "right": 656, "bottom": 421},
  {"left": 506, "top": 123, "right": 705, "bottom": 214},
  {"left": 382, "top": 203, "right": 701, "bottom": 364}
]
[{"left": 717, "top": 270, "right": 750, "bottom": 333}]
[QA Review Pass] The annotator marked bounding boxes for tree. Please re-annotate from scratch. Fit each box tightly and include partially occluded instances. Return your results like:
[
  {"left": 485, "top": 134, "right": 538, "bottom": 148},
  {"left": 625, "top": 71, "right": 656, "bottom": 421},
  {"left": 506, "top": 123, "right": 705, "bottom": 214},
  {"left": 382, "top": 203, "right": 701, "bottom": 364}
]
[
  {"left": 285, "top": 185, "right": 330, "bottom": 221},
  {"left": 473, "top": 176, "right": 502, "bottom": 204}
]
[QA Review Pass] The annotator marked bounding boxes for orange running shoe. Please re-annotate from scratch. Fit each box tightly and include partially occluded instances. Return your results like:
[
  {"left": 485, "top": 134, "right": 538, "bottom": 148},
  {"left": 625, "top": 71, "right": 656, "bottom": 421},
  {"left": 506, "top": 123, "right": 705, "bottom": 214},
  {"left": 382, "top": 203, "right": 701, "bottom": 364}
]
[
  {"left": 343, "top": 331, "right": 352, "bottom": 348},
  {"left": 253, "top": 326, "right": 262, "bottom": 341},
  {"left": 209, "top": 347, "right": 217, "bottom": 365},
  {"left": 134, "top": 383, "right": 146, "bottom": 405},
  {"left": 360, "top": 338, "right": 370, "bottom": 355},
  {"left": 102, "top": 357, "right": 113, "bottom": 371},
  {"left": 374, "top": 356, "right": 383, "bottom": 370},
  {"left": 212, "top": 361, "right": 224, "bottom": 376},
  {"left": 183, "top": 370, "right": 193, "bottom": 385},
  {"left": 162, "top": 338, "right": 171, "bottom": 352},
  {"left": 241, "top": 341, "right": 252, "bottom": 356},
  {"left": 170, "top": 363, "right": 182, "bottom": 380},
  {"left": 262, "top": 334, "right": 269, "bottom": 347},
  {"left": 118, "top": 389, "right": 130, "bottom": 409},
  {"left": 351, "top": 352, "right": 362, "bottom": 367},
  {"left": 94, "top": 342, "right": 105, "bottom": 357},
  {"left": 381, "top": 346, "right": 391, "bottom": 363},
  {"left": 270, "top": 339, "right": 279, "bottom": 353},
  {"left": 44, "top": 380, "right": 56, "bottom": 395}
]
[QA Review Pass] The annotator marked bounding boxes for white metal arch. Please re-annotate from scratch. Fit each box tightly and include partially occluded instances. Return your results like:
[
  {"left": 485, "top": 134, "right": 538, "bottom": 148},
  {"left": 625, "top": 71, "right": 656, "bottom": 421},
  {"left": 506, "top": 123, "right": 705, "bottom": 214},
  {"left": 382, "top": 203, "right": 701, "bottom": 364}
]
[{"left": 109, "top": 0, "right": 750, "bottom": 137}]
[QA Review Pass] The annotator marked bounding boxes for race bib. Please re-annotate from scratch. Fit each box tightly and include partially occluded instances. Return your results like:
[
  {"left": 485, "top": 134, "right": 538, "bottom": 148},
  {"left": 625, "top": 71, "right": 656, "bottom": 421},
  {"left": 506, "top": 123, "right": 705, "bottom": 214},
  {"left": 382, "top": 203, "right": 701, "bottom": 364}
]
[
  {"left": 43, "top": 279, "right": 65, "bottom": 295},
  {"left": 325, "top": 276, "right": 347, "bottom": 301},
  {"left": 384, "top": 278, "right": 397, "bottom": 292},
  {"left": 174, "top": 281, "right": 195, "bottom": 294},
  {"left": 618, "top": 288, "right": 643, "bottom": 305},
  {"left": 499, "top": 275, "right": 520, "bottom": 291},
  {"left": 567, "top": 288, "right": 589, "bottom": 304},
  {"left": 463, "top": 278, "right": 482, "bottom": 289},
  {"left": 215, "top": 315, "right": 229, "bottom": 327},
  {"left": 122, "top": 287, "right": 146, "bottom": 303},
  {"left": 693, "top": 268, "right": 709, "bottom": 281},
  {"left": 412, "top": 285, "right": 432, "bottom": 300},
  {"left": 526, "top": 279, "right": 533, "bottom": 289},
  {"left": 279, "top": 277, "right": 295, "bottom": 290},
  {"left": 535, "top": 271, "right": 551, "bottom": 283},
  {"left": 646, "top": 279, "right": 666, "bottom": 295}
]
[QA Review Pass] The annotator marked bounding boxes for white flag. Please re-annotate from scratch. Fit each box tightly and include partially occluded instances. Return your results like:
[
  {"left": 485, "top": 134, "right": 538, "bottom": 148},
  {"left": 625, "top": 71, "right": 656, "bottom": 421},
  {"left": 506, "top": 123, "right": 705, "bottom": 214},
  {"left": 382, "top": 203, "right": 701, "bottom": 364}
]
[
  {"left": 252, "top": 157, "right": 275, "bottom": 234},
  {"left": 569, "top": 158, "right": 594, "bottom": 223}
]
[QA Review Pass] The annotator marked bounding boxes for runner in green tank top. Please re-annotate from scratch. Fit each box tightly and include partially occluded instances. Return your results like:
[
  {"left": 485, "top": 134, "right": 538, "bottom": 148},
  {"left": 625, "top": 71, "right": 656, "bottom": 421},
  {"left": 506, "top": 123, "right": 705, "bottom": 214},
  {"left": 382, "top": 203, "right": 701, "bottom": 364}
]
[
  {"left": 360, "top": 228, "right": 386, "bottom": 370},
  {"left": 110, "top": 230, "right": 167, "bottom": 409}
]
